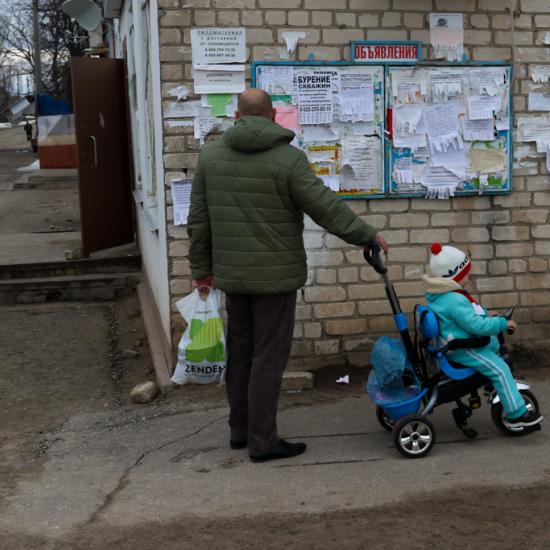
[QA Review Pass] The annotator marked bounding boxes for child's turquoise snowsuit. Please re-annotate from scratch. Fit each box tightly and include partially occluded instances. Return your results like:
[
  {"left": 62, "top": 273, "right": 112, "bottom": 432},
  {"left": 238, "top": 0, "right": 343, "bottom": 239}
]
[{"left": 426, "top": 290, "right": 527, "bottom": 419}]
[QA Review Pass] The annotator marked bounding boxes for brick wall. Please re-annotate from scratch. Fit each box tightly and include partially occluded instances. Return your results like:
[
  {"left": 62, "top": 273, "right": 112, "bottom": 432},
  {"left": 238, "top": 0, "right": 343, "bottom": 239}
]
[{"left": 159, "top": 0, "right": 550, "bottom": 369}]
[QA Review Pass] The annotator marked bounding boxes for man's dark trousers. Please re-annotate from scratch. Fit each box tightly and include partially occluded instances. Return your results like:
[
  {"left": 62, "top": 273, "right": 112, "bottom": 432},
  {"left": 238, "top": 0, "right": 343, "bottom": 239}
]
[{"left": 225, "top": 292, "right": 297, "bottom": 456}]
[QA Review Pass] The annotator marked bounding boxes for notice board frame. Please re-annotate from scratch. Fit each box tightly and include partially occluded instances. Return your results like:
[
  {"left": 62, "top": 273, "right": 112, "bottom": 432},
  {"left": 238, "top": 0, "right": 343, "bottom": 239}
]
[
  {"left": 386, "top": 61, "right": 513, "bottom": 199},
  {"left": 252, "top": 59, "right": 513, "bottom": 200},
  {"left": 251, "top": 60, "right": 386, "bottom": 199}
]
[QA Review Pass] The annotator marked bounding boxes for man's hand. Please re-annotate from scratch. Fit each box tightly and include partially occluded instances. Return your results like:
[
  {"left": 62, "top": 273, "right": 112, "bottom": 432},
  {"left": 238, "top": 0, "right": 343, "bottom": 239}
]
[
  {"left": 193, "top": 275, "right": 213, "bottom": 291},
  {"left": 365, "top": 234, "right": 389, "bottom": 254}
]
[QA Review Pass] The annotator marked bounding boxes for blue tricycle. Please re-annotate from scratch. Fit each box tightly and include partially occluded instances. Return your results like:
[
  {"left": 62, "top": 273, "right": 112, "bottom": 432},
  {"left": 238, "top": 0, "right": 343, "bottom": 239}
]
[{"left": 364, "top": 246, "right": 541, "bottom": 458}]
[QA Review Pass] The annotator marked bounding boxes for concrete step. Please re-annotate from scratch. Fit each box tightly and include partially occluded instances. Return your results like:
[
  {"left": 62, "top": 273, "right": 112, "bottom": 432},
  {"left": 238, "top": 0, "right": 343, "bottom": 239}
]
[
  {"left": 0, "top": 254, "right": 141, "bottom": 280},
  {"left": 0, "top": 272, "right": 141, "bottom": 305}
]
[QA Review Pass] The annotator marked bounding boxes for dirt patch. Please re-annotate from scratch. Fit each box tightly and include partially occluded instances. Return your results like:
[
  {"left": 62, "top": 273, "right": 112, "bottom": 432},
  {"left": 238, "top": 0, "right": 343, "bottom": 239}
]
[
  {"left": 0, "top": 295, "right": 154, "bottom": 498},
  {"left": 2, "top": 483, "right": 550, "bottom": 550}
]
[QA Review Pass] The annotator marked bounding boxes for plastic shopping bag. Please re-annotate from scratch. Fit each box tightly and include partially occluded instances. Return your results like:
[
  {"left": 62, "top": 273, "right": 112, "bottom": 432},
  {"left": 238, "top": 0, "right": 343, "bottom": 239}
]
[{"left": 171, "top": 288, "right": 226, "bottom": 385}]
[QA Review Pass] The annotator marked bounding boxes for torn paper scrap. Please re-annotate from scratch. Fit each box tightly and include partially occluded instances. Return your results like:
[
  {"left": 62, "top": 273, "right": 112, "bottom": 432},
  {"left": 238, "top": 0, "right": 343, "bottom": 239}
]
[
  {"left": 420, "top": 166, "right": 461, "bottom": 199},
  {"left": 168, "top": 85, "right": 189, "bottom": 101},
  {"left": 281, "top": 31, "right": 306, "bottom": 53},
  {"left": 275, "top": 105, "right": 300, "bottom": 131},
  {"left": 467, "top": 95, "right": 502, "bottom": 120},
  {"left": 528, "top": 93, "right": 550, "bottom": 112},
  {"left": 170, "top": 178, "right": 193, "bottom": 225},
  {"left": 462, "top": 118, "right": 495, "bottom": 141},
  {"left": 495, "top": 113, "right": 510, "bottom": 131},
  {"left": 430, "top": 144, "right": 469, "bottom": 179},
  {"left": 193, "top": 64, "right": 245, "bottom": 94},
  {"left": 470, "top": 148, "right": 506, "bottom": 174},
  {"left": 531, "top": 65, "right": 550, "bottom": 84},
  {"left": 166, "top": 120, "right": 194, "bottom": 128},
  {"left": 430, "top": 13, "right": 464, "bottom": 62},
  {"left": 194, "top": 109, "right": 226, "bottom": 144},
  {"left": 320, "top": 175, "right": 340, "bottom": 192},
  {"left": 205, "top": 94, "right": 236, "bottom": 117},
  {"left": 336, "top": 375, "right": 349, "bottom": 384},
  {"left": 165, "top": 100, "right": 201, "bottom": 119},
  {"left": 423, "top": 102, "right": 463, "bottom": 152},
  {"left": 393, "top": 104, "right": 424, "bottom": 135}
]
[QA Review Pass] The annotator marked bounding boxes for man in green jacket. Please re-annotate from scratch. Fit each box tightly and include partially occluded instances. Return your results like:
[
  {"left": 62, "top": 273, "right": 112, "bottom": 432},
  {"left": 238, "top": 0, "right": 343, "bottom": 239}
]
[{"left": 188, "top": 88, "right": 387, "bottom": 463}]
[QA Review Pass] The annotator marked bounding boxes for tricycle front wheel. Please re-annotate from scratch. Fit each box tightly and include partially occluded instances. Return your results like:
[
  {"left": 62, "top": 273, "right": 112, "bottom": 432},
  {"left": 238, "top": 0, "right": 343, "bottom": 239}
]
[{"left": 393, "top": 414, "right": 436, "bottom": 458}]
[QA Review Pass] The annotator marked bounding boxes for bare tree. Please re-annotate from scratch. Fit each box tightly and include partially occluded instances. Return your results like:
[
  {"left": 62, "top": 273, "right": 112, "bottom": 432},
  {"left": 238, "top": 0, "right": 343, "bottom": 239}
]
[{"left": 0, "top": 0, "right": 87, "bottom": 102}]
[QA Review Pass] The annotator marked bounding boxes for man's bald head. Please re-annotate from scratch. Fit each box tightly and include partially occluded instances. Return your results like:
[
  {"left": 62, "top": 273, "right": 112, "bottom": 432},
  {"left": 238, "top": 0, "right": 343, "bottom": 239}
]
[{"left": 236, "top": 89, "right": 274, "bottom": 120}]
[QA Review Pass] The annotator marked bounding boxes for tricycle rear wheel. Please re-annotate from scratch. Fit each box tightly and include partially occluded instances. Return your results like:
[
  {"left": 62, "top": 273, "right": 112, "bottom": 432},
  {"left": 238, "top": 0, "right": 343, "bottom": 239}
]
[{"left": 376, "top": 405, "right": 395, "bottom": 431}]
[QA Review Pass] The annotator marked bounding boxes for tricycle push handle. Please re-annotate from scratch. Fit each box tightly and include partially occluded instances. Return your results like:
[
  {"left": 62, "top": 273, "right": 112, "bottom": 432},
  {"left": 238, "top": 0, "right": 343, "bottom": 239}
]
[{"left": 363, "top": 244, "right": 387, "bottom": 275}]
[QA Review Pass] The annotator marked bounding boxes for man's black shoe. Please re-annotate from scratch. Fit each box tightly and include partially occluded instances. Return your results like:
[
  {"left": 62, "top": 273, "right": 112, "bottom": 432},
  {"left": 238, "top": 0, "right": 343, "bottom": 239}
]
[
  {"left": 506, "top": 410, "right": 543, "bottom": 428},
  {"left": 230, "top": 439, "right": 247, "bottom": 450},
  {"left": 249, "top": 439, "right": 307, "bottom": 463}
]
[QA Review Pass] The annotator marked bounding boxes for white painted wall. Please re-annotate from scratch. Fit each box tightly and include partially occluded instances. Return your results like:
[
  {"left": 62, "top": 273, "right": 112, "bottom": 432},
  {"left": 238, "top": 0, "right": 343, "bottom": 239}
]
[{"left": 117, "top": 0, "right": 171, "bottom": 343}]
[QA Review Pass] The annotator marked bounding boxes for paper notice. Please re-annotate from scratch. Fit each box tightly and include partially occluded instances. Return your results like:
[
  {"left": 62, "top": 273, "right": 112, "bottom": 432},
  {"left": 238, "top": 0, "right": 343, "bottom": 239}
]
[
  {"left": 495, "top": 113, "right": 510, "bottom": 131},
  {"left": 275, "top": 105, "right": 300, "bottom": 131},
  {"left": 193, "top": 64, "right": 245, "bottom": 94},
  {"left": 165, "top": 100, "right": 201, "bottom": 119},
  {"left": 430, "top": 70, "right": 463, "bottom": 98},
  {"left": 338, "top": 70, "right": 374, "bottom": 122},
  {"left": 470, "top": 148, "right": 506, "bottom": 173},
  {"left": 206, "top": 94, "right": 236, "bottom": 116},
  {"left": 302, "top": 125, "right": 339, "bottom": 143},
  {"left": 191, "top": 27, "right": 246, "bottom": 65},
  {"left": 351, "top": 121, "right": 376, "bottom": 135},
  {"left": 463, "top": 118, "right": 495, "bottom": 141},
  {"left": 423, "top": 103, "right": 463, "bottom": 152},
  {"left": 469, "top": 68, "right": 506, "bottom": 96},
  {"left": 393, "top": 133, "right": 427, "bottom": 150},
  {"left": 468, "top": 95, "right": 502, "bottom": 120},
  {"left": 170, "top": 178, "right": 193, "bottom": 225},
  {"left": 528, "top": 93, "right": 550, "bottom": 111},
  {"left": 295, "top": 70, "right": 333, "bottom": 125},
  {"left": 258, "top": 65, "right": 294, "bottom": 95},
  {"left": 430, "top": 13, "right": 464, "bottom": 62},
  {"left": 391, "top": 69, "right": 427, "bottom": 103},
  {"left": 393, "top": 156, "right": 413, "bottom": 184},
  {"left": 341, "top": 135, "right": 382, "bottom": 191}
]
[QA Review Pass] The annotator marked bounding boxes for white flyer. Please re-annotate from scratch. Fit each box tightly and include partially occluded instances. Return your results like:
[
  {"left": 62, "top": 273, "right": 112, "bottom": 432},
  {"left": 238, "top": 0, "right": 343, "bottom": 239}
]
[
  {"left": 423, "top": 103, "right": 463, "bottom": 152},
  {"left": 164, "top": 100, "right": 201, "bottom": 119},
  {"left": 467, "top": 95, "right": 502, "bottom": 120},
  {"left": 258, "top": 65, "right": 295, "bottom": 95},
  {"left": 295, "top": 70, "right": 333, "bottom": 125},
  {"left": 170, "top": 178, "right": 193, "bottom": 225},
  {"left": 528, "top": 93, "right": 550, "bottom": 112},
  {"left": 462, "top": 118, "right": 495, "bottom": 141},
  {"left": 191, "top": 27, "right": 246, "bottom": 65},
  {"left": 340, "top": 135, "right": 382, "bottom": 191},
  {"left": 338, "top": 70, "right": 374, "bottom": 122},
  {"left": 193, "top": 65, "right": 245, "bottom": 94},
  {"left": 468, "top": 68, "right": 506, "bottom": 96},
  {"left": 430, "top": 13, "right": 464, "bottom": 62}
]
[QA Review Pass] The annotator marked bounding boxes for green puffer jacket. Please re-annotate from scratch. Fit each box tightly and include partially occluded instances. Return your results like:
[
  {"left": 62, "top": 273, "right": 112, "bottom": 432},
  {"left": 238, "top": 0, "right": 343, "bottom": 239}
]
[{"left": 188, "top": 116, "right": 377, "bottom": 295}]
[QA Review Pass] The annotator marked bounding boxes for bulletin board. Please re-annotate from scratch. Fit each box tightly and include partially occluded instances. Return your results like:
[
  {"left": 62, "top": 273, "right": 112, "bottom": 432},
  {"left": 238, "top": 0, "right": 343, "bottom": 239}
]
[
  {"left": 386, "top": 63, "right": 513, "bottom": 199},
  {"left": 252, "top": 62, "right": 386, "bottom": 198}
]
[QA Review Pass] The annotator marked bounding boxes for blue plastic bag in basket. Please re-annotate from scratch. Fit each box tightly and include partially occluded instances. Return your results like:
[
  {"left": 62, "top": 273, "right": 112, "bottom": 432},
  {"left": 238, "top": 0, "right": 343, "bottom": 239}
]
[{"left": 370, "top": 336, "right": 410, "bottom": 388}]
